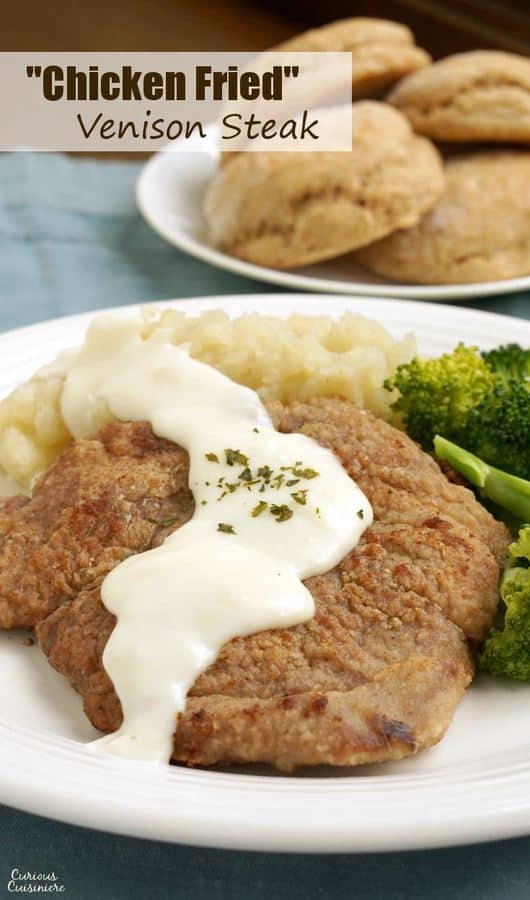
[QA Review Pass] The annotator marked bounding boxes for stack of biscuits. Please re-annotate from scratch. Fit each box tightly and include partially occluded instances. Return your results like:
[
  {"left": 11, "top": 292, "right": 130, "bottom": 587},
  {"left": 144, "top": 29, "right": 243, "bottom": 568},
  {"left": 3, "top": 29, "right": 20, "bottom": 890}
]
[{"left": 203, "top": 18, "right": 530, "bottom": 285}]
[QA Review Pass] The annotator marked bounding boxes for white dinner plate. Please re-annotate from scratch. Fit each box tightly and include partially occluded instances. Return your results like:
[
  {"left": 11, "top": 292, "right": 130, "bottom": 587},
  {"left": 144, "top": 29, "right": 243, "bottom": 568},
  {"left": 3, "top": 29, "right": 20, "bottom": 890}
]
[
  {"left": 1, "top": 294, "right": 530, "bottom": 853},
  {"left": 137, "top": 135, "right": 530, "bottom": 301}
]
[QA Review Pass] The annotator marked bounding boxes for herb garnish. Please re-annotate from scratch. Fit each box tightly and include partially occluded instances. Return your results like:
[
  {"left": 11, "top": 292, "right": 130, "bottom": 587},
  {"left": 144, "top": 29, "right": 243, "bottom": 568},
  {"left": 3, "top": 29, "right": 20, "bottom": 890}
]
[
  {"left": 225, "top": 448, "right": 249, "bottom": 467},
  {"left": 217, "top": 523, "right": 236, "bottom": 535},
  {"left": 203, "top": 452, "right": 320, "bottom": 523},
  {"left": 357, "top": 508, "right": 364, "bottom": 519},
  {"left": 292, "top": 467, "right": 319, "bottom": 480},
  {"left": 269, "top": 504, "right": 293, "bottom": 523},
  {"left": 147, "top": 515, "right": 179, "bottom": 528},
  {"left": 291, "top": 490, "right": 308, "bottom": 506}
]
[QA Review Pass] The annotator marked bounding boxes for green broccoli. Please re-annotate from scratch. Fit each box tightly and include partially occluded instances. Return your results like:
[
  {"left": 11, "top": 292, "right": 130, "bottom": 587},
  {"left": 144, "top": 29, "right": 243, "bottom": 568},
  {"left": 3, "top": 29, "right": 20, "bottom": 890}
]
[
  {"left": 464, "top": 381, "right": 530, "bottom": 480},
  {"left": 384, "top": 344, "right": 496, "bottom": 449},
  {"left": 480, "top": 526, "right": 530, "bottom": 680},
  {"left": 511, "top": 526, "right": 530, "bottom": 561},
  {"left": 482, "top": 343, "right": 530, "bottom": 386},
  {"left": 386, "top": 342, "right": 530, "bottom": 480},
  {"left": 434, "top": 436, "right": 530, "bottom": 524}
]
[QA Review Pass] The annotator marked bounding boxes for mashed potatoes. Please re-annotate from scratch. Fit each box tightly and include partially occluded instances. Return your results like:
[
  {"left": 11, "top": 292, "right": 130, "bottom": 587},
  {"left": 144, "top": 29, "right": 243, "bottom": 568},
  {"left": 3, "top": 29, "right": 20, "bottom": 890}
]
[{"left": 0, "top": 308, "right": 415, "bottom": 490}]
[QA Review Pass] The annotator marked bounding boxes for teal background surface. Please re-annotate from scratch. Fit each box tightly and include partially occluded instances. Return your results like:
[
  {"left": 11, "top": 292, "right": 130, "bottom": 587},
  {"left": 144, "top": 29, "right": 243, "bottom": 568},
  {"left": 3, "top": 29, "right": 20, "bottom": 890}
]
[{"left": 0, "top": 152, "right": 528, "bottom": 900}]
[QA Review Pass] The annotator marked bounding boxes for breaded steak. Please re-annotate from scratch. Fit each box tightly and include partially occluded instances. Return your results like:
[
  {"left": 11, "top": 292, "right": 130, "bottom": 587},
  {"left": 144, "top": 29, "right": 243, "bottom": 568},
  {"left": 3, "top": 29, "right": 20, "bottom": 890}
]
[
  {"left": 1, "top": 399, "right": 510, "bottom": 771},
  {"left": 0, "top": 423, "right": 193, "bottom": 629}
]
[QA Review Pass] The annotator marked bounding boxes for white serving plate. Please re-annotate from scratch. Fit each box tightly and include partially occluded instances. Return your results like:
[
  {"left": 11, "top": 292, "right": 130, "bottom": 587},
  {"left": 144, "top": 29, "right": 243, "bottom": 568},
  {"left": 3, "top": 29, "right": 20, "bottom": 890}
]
[
  {"left": 0, "top": 293, "right": 530, "bottom": 853},
  {"left": 137, "top": 135, "right": 530, "bottom": 301}
]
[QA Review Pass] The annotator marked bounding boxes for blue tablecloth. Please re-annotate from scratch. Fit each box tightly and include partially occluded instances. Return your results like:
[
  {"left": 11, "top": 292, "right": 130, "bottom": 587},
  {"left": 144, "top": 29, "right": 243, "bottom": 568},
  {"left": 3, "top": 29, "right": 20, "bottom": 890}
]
[{"left": 0, "top": 152, "right": 529, "bottom": 900}]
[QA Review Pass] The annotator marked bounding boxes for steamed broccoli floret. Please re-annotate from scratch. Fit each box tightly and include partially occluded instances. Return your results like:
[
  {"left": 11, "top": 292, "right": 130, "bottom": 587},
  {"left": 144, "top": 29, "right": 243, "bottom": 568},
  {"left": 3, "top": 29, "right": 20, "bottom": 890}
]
[
  {"left": 386, "top": 342, "right": 530, "bottom": 479},
  {"left": 480, "top": 526, "right": 530, "bottom": 680},
  {"left": 434, "top": 436, "right": 530, "bottom": 523},
  {"left": 511, "top": 526, "right": 530, "bottom": 561},
  {"left": 384, "top": 344, "right": 496, "bottom": 449},
  {"left": 464, "top": 381, "right": 530, "bottom": 480},
  {"left": 482, "top": 344, "right": 530, "bottom": 386}
]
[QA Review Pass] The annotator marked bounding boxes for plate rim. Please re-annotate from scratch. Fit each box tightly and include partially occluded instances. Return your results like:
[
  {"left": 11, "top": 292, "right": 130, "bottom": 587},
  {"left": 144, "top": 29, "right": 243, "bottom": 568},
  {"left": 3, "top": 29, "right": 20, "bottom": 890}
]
[
  {"left": 136, "top": 145, "right": 530, "bottom": 302},
  {"left": 1, "top": 293, "right": 530, "bottom": 853}
]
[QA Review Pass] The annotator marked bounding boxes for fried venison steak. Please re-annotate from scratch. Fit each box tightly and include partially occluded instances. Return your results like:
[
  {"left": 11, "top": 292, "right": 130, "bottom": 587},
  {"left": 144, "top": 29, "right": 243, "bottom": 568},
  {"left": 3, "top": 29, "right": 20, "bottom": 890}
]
[
  {"left": 1, "top": 399, "right": 510, "bottom": 771},
  {"left": 0, "top": 422, "right": 193, "bottom": 630}
]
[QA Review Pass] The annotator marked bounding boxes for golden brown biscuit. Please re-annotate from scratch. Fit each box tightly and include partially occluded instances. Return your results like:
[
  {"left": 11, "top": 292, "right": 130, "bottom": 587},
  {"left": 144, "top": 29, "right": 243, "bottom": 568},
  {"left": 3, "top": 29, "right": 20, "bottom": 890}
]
[
  {"left": 204, "top": 102, "right": 445, "bottom": 269},
  {"left": 388, "top": 51, "right": 530, "bottom": 142},
  {"left": 357, "top": 152, "right": 530, "bottom": 284},
  {"left": 275, "top": 17, "right": 430, "bottom": 99}
]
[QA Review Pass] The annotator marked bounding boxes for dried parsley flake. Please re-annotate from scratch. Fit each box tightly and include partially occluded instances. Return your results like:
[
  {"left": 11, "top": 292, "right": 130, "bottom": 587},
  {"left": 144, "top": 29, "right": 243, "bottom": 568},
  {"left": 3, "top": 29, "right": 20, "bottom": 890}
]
[
  {"left": 269, "top": 504, "right": 293, "bottom": 523},
  {"left": 225, "top": 448, "right": 249, "bottom": 467},
  {"left": 291, "top": 490, "right": 308, "bottom": 506},
  {"left": 217, "top": 523, "right": 236, "bottom": 535}
]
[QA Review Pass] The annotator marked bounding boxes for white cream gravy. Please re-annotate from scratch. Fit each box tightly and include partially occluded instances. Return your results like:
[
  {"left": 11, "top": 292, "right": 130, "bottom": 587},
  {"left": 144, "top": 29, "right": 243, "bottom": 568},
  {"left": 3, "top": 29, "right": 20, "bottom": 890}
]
[{"left": 61, "top": 316, "right": 373, "bottom": 763}]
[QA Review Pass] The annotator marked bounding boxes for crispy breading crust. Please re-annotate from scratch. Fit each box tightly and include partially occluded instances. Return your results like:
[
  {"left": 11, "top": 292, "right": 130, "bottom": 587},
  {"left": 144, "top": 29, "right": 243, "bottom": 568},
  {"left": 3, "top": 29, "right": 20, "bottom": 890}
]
[{"left": 0, "top": 422, "right": 193, "bottom": 629}]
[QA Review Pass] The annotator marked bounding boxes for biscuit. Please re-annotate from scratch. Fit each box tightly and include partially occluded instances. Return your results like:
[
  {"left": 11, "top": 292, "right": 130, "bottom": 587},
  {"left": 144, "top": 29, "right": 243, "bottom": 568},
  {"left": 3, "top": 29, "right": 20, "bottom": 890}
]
[
  {"left": 275, "top": 17, "right": 430, "bottom": 99},
  {"left": 388, "top": 51, "right": 530, "bottom": 142},
  {"left": 357, "top": 152, "right": 530, "bottom": 284},
  {"left": 204, "top": 102, "right": 445, "bottom": 269}
]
